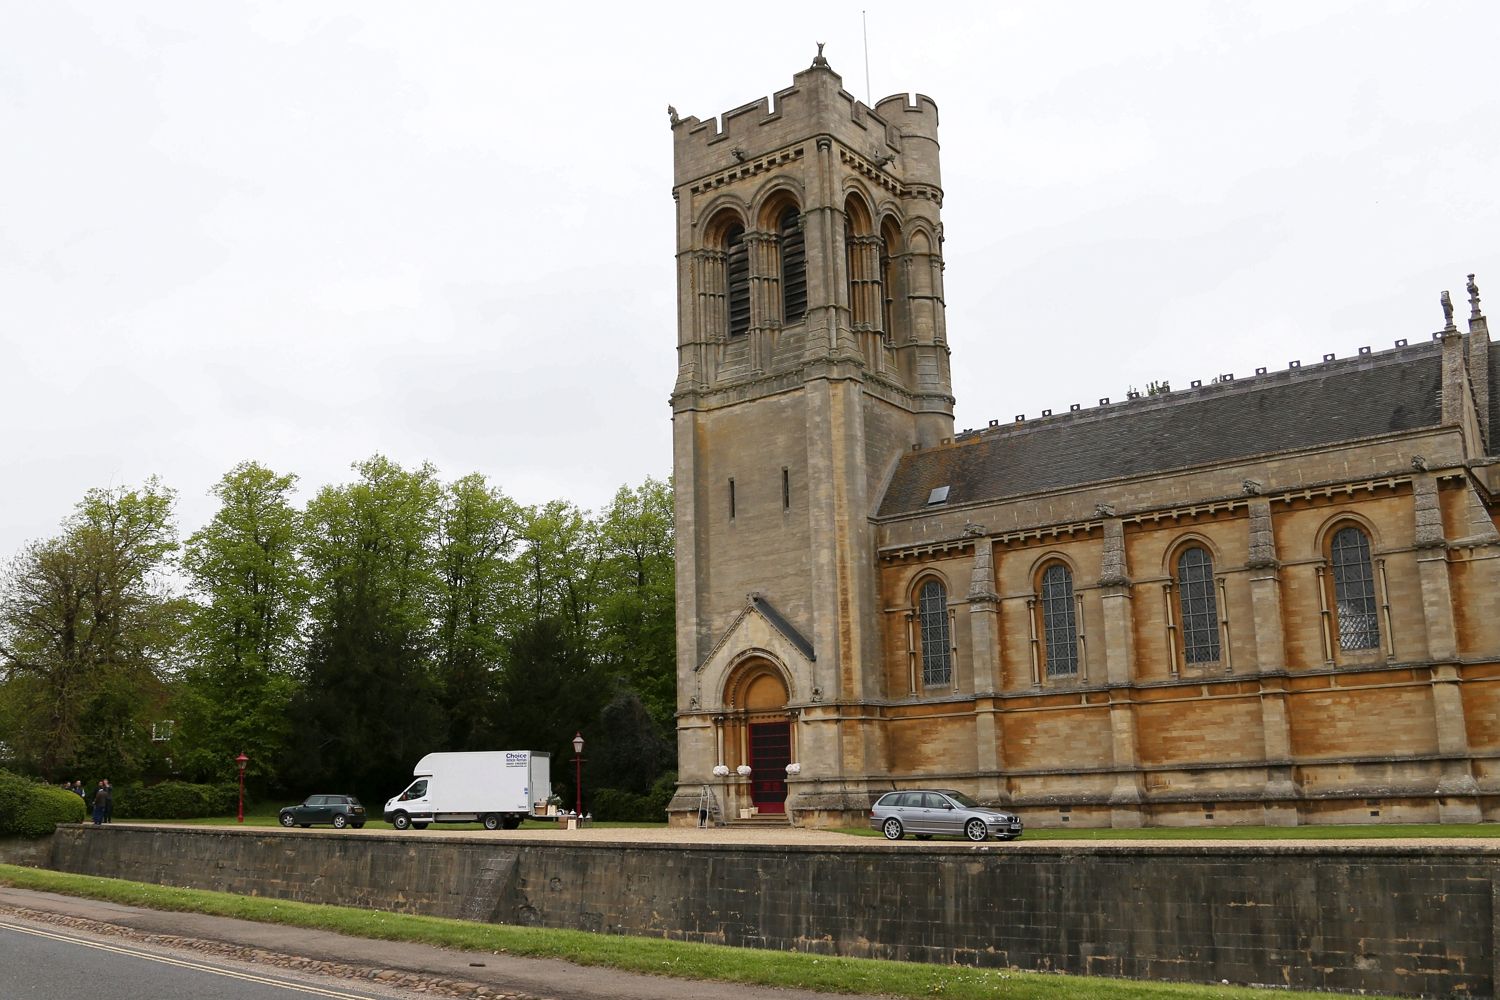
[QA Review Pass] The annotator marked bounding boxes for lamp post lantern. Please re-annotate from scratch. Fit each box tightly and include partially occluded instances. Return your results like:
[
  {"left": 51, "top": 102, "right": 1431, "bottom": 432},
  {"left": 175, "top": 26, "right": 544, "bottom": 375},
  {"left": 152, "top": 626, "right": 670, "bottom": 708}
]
[
  {"left": 571, "top": 732, "right": 585, "bottom": 818},
  {"left": 235, "top": 752, "right": 249, "bottom": 823}
]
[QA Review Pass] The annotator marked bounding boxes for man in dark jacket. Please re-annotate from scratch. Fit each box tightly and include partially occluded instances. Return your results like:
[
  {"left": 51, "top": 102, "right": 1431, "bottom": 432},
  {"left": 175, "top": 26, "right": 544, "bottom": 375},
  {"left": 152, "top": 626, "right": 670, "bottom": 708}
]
[
  {"left": 91, "top": 782, "right": 106, "bottom": 825},
  {"left": 102, "top": 779, "right": 113, "bottom": 823}
]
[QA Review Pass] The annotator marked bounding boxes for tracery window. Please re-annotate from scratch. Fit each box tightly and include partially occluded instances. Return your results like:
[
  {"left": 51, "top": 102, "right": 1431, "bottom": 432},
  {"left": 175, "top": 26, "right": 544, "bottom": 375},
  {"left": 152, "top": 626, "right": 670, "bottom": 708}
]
[
  {"left": 778, "top": 207, "right": 806, "bottom": 325},
  {"left": 1176, "top": 546, "right": 1220, "bottom": 664},
  {"left": 725, "top": 224, "right": 750, "bottom": 337},
  {"left": 918, "top": 579, "right": 951, "bottom": 688},
  {"left": 1040, "top": 563, "right": 1077, "bottom": 678},
  {"left": 1330, "top": 525, "right": 1379, "bottom": 651}
]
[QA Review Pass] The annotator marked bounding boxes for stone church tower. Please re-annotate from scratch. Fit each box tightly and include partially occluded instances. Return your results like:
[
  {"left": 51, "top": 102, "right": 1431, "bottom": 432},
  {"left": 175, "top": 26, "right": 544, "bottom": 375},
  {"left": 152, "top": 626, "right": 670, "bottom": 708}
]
[{"left": 667, "top": 50, "right": 950, "bottom": 821}]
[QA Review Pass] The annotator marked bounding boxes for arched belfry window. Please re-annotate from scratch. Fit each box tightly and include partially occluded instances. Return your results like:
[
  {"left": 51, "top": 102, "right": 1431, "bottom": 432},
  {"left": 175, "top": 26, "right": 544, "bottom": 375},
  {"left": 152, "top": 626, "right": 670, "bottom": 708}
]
[
  {"left": 918, "top": 578, "right": 951, "bottom": 688},
  {"left": 725, "top": 223, "right": 750, "bottom": 337},
  {"left": 1040, "top": 564, "right": 1077, "bottom": 678},
  {"left": 1176, "top": 546, "right": 1220, "bottom": 664},
  {"left": 1330, "top": 525, "right": 1379, "bottom": 651},
  {"left": 778, "top": 207, "right": 806, "bottom": 325}
]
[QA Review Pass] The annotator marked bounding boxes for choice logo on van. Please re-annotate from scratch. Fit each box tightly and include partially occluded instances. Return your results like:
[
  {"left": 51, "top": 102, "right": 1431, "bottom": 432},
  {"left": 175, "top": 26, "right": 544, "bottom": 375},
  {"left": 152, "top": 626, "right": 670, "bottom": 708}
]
[{"left": 504, "top": 752, "right": 529, "bottom": 767}]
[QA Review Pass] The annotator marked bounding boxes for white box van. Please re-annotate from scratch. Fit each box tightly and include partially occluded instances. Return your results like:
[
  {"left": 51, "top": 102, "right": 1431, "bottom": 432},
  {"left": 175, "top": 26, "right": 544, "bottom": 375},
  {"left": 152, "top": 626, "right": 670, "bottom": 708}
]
[{"left": 383, "top": 751, "right": 552, "bottom": 831}]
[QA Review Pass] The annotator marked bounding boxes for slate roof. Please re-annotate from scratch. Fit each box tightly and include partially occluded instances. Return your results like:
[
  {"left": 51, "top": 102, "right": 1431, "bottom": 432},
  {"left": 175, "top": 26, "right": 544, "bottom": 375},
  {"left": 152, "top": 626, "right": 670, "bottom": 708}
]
[
  {"left": 878, "top": 341, "right": 1448, "bottom": 518},
  {"left": 1490, "top": 345, "right": 1499, "bottom": 453},
  {"left": 751, "top": 595, "right": 815, "bottom": 662}
]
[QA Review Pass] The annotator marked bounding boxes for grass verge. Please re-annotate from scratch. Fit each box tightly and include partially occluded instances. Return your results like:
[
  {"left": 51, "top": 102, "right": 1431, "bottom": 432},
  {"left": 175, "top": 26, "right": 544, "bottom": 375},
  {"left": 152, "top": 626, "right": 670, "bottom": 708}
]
[{"left": 0, "top": 862, "right": 1324, "bottom": 999}]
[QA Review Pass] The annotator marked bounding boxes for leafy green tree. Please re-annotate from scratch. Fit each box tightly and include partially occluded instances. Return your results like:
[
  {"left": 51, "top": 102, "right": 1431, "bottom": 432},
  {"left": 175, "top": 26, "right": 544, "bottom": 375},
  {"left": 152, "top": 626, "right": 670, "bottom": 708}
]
[
  {"left": 433, "top": 474, "right": 524, "bottom": 749},
  {"left": 0, "top": 480, "right": 182, "bottom": 782},
  {"left": 173, "top": 462, "right": 307, "bottom": 788},
  {"left": 595, "top": 478, "right": 675, "bottom": 728},
  {"left": 517, "top": 500, "right": 605, "bottom": 647},
  {"left": 288, "top": 456, "right": 444, "bottom": 803}
]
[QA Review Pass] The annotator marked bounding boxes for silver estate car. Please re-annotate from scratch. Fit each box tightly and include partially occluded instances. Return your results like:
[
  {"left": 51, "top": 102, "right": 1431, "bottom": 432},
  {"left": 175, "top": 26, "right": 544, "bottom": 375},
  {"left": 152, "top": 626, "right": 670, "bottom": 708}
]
[{"left": 870, "top": 789, "right": 1023, "bottom": 842}]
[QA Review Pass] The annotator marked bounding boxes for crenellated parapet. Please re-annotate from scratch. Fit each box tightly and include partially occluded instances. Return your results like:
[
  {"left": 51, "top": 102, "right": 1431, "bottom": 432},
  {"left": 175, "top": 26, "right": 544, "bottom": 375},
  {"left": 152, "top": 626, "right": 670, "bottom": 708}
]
[{"left": 671, "top": 54, "right": 940, "bottom": 194}]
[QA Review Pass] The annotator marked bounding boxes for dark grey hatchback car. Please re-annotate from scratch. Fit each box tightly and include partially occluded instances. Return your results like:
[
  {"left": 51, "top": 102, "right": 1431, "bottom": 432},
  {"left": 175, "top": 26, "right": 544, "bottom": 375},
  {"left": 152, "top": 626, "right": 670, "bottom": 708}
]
[
  {"left": 279, "top": 794, "right": 367, "bottom": 829},
  {"left": 870, "top": 789, "right": 1022, "bottom": 841}
]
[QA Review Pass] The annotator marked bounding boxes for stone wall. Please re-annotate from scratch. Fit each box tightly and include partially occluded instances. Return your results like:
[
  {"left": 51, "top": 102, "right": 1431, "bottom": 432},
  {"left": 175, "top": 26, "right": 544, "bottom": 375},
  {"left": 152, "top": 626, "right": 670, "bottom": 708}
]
[{"left": 43, "top": 826, "right": 1500, "bottom": 996}]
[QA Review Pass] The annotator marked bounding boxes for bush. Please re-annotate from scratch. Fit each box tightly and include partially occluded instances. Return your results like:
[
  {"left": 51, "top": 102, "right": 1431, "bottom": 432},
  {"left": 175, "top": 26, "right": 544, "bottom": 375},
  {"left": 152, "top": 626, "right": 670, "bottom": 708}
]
[
  {"left": 589, "top": 771, "right": 676, "bottom": 822},
  {"left": 113, "top": 780, "right": 238, "bottom": 820},
  {"left": 0, "top": 769, "right": 87, "bottom": 837}
]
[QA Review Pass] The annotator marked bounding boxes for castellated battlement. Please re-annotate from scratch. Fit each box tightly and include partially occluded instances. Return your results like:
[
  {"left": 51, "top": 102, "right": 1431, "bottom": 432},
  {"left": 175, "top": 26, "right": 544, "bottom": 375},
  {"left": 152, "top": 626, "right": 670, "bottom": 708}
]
[{"left": 671, "top": 58, "right": 939, "bottom": 191}]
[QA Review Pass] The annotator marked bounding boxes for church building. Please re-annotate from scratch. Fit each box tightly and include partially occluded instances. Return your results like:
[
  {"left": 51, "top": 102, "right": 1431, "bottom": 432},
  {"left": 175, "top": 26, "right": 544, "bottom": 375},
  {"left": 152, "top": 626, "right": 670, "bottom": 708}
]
[{"left": 666, "top": 53, "right": 1500, "bottom": 828}]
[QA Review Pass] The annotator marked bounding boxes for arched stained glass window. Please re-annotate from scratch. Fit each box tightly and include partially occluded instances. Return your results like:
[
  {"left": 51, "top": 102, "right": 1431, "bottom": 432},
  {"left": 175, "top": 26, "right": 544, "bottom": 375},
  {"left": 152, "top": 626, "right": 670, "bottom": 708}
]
[
  {"left": 918, "top": 579, "right": 951, "bottom": 688},
  {"left": 1176, "top": 546, "right": 1220, "bottom": 664},
  {"left": 725, "top": 224, "right": 750, "bottom": 337},
  {"left": 779, "top": 207, "right": 806, "bottom": 325},
  {"left": 1331, "top": 526, "right": 1379, "bottom": 651},
  {"left": 1040, "top": 564, "right": 1077, "bottom": 678}
]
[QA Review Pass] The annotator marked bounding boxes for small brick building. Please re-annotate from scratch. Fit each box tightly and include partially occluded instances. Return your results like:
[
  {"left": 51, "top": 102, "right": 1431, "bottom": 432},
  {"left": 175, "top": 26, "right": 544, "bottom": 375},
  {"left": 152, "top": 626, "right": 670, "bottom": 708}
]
[{"left": 666, "top": 53, "right": 1500, "bottom": 828}]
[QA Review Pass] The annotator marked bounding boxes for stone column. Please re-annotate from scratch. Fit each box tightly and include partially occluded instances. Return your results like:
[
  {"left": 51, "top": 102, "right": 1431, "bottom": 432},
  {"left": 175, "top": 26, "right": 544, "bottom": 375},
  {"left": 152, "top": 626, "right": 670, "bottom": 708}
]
[
  {"left": 1432, "top": 665, "right": 1481, "bottom": 822},
  {"left": 1096, "top": 511, "right": 1143, "bottom": 825},
  {"left": 744, "top": 230, "right": 778, "bottom": 374},
  {"left": 1245, "top": 496, "right": 1300, "bottom": 823},
  {"left": 1413, "top": 474, "right": 1458, "bottom": 661},
  {"left": 967, "top": 537, "right": 1006, "bottom": 802}
]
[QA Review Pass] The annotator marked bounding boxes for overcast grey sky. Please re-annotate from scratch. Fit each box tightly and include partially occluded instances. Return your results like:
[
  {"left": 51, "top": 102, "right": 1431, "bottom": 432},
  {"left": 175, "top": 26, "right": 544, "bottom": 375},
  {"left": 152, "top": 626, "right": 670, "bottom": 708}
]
[{"left": 3, "top": 1, "right": 1496, "bottom": 560}]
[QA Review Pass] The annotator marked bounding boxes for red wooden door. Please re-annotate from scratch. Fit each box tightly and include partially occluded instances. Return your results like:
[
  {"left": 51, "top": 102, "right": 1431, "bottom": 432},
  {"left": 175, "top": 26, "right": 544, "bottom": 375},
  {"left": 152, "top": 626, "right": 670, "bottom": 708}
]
[{"left": 748, "top": 721, "right": 790, "bottom": 813}]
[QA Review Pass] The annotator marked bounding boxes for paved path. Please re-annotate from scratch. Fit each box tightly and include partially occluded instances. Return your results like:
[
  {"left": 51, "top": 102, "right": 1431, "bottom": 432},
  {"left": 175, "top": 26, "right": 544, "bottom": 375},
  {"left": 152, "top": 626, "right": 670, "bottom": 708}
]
[{"left": 136, "top": 821, "right": 1500, "bottom": 851}]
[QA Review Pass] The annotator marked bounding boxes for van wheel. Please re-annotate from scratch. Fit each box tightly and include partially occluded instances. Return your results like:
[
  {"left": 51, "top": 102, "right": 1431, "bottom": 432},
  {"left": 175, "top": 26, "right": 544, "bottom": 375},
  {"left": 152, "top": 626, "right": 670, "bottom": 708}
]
[
  {"left": 413, "top": 822, "right": 429, "bottom": 830},
  {"left": 882, "top": 818, "right": 904, "bottom": 840},
  {"left": 391, "top": 812, "right": 411, "bottom": 831},
  {"left": 502, "top": 816, "right": 522, "bottom": 830},
  {"left": 482, "top": 814, "right": 501, "bottom": 831}
]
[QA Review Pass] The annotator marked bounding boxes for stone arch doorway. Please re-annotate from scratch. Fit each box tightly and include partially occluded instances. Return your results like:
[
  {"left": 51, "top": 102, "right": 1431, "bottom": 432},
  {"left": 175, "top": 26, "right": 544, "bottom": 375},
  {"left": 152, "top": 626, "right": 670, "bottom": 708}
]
[{"left": 720, "top": 656, "right": 795, "bottom": 815}]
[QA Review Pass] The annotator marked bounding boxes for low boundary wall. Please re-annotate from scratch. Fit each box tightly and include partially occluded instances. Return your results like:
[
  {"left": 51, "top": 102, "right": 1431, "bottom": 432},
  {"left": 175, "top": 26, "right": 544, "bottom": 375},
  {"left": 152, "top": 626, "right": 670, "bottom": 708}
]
[{"left": 42, "top": 826, "right": 1500, "bottom": 996}]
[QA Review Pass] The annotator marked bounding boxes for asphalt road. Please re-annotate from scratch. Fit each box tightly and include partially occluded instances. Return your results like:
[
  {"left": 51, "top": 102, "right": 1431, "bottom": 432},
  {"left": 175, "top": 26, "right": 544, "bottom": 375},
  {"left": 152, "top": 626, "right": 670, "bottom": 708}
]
[
  {"left": 0, "top": 887, "right": 848, "bottom": 1000},
  {"left": 0, "top": 915, "right": 414, "bottom": 999}
]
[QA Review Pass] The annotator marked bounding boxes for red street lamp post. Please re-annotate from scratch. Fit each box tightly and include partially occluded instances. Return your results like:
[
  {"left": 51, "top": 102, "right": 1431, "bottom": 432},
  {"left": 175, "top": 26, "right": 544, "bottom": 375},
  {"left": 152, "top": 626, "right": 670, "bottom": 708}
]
[
  {"left": 571, "top": 732, "right": 585, "bottom": 817},
  {"left": 235, "top": 752, "right": 249, "bottom": 824}
]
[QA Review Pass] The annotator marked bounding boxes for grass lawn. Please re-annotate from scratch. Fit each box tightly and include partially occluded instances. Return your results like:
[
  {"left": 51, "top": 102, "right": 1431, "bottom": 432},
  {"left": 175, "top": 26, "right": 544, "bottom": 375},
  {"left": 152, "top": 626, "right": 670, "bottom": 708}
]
[{"left": 0, "top": 863, "right": 1328, "bottom": 999}]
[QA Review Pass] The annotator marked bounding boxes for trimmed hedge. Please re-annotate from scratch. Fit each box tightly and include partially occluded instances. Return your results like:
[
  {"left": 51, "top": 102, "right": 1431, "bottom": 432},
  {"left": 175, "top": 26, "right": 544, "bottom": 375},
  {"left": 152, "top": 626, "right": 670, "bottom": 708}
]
[
  {"left": 0, "top": 769, "right": 87, "bottom": 837},
  {"left": 113, "top": 781, "right": 238, "bottom": 820}
]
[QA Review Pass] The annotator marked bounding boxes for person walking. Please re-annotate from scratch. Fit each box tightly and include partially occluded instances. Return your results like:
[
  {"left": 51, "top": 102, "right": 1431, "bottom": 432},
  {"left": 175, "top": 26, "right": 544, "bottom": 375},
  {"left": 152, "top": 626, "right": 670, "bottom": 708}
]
[{"left": 91, "top": 782, "right": 106, "bottom": 826}]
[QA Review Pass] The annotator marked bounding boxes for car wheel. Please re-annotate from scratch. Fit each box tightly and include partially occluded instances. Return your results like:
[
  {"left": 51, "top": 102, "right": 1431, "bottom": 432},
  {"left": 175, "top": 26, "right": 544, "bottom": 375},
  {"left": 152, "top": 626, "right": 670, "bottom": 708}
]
[
  {"left": 882, "top": 818, "right": 904, "bottom": 840},
  {"left": 482, "top": 814, "right": 501, "bottom": 831},
  {"left": 964, "top": 818, "right": 988, "bottom": 842},
  {"left": 413, "top": 822, "right": 429, "bottom": 830},
  {"left": 391, "top": 812, "right": 411, "bottom": 831},
  {"left": 279, "top": 813, "right": 295, "bottom": 828},
  {"left": 333, "top": 814, "right": 348, "bottom": 829}
]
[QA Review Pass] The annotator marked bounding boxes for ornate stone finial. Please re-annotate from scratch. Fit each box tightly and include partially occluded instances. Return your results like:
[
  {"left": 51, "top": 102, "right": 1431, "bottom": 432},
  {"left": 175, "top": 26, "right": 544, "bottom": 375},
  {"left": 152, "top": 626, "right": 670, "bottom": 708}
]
[
  {"left": 1411, "top": 455, "right": 1429, "bottom": 472},
  {"left": 812, "top": 42, "right": 828, "bottom": 67},
  {"left": 1441, "top": 290, "right": 1455, "bottom": 330},
  {"left": 667, "top": 105, "right": 680, "bottom": 126},
  {"left": 1094, "top": 502, "right": 1116, "bottom": 518},
  {"left": 1469, "top": 273, "right": 1482, "bottom": 318}
]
